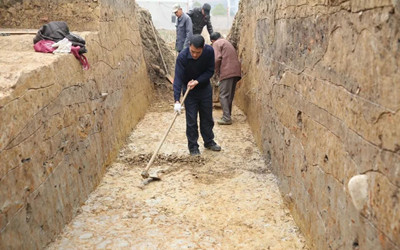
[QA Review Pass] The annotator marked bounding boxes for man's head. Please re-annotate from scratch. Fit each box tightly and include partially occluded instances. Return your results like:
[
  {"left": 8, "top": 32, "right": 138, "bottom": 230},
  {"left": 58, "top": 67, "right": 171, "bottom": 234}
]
[
  {"left": 172, "top": 4, "right": 182, "bottom": 17},
  {"left": 189, "top": 35, "right": 205, "bottom": 60},
  {"left": 210, "top": 32, "right": 221, "bottom": 44},
  {"left": 201, "top": 3, "right": 211, "bottom": 17}
]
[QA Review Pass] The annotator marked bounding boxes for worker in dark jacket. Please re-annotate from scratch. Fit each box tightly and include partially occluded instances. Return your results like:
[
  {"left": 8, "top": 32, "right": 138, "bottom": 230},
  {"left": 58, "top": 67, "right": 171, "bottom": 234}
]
[
  {"left": 173, "top": 4, "right": 193, "bottom": 52},
  {"left": 173, "top": 35, "right": 221, "bottom": 156},
  {"left": 187, "top": 3, "right": 213, "bottom": 37}
]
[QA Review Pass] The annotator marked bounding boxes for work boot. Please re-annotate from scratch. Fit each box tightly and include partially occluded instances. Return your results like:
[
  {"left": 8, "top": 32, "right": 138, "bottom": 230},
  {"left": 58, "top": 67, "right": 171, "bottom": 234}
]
[
  {"left": 205, "top": 143, "right": 221, "bottom": 151},
  {"left": 189, "top": 148, "right": 200, "bottom": 156},
  {"left": 217, "top": 118, "right": 232, "bottom": 125}
]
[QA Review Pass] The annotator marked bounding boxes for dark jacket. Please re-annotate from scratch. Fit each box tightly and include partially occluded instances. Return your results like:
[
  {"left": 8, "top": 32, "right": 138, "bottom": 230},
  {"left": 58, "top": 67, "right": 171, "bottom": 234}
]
[
  {"left": 175, "top": 13, "right": 193, "bottom": 52},
  {"left": 187, "top": 7, "right": 213, "bottom": 36},
  {"left": 33, "top": 21, "right": 69, "bottom": 44},
  {"left": 173, "top": 44, "right": 215, "bottom": 102},
  {"left": 212, "top": 38, "right": 241, "bottom": 81}
]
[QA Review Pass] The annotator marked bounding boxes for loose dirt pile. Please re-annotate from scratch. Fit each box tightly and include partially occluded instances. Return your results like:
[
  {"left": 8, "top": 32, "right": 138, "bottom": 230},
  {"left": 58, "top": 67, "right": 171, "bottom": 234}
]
[
  {"left": 47, "top": 91, "right": 308, "bottom": 249},
  {"left": 137, "top": 6, "right": 175, "bottom": 88}
]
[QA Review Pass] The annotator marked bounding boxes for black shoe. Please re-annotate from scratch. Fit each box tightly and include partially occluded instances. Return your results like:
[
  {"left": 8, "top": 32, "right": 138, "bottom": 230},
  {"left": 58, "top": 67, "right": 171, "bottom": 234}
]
[
  {"left": 189, "top": 148, "right": 200, "bottom": 156},
  {"left": 205, "top": 143, "right": 221, "bottom": 151}
]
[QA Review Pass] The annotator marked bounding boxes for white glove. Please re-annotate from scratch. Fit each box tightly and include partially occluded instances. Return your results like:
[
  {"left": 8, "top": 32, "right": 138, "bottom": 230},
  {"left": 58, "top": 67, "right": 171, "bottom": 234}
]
[{"left": 174, "top": 103, "right": 181, "bottom": 114}]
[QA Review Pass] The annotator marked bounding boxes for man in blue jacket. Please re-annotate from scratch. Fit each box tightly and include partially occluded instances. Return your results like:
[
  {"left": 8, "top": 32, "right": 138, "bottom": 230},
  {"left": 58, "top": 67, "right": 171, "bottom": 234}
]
[
  {"left": 173, "top": 34, "right": 221, "bottom": 156},
  {"left": 173, "top": 4, "right": 193, "bottom": 52}
]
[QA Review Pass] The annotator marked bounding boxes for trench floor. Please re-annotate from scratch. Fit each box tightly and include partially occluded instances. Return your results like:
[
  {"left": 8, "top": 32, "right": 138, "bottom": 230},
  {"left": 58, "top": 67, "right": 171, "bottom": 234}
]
[{"left": 47, "top": 90, "right": 308, "bottom": 249}]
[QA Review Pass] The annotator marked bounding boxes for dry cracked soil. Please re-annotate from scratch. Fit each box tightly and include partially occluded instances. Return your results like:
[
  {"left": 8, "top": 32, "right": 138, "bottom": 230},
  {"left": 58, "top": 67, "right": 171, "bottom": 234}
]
[{"left": 47, "top": 89, "right": 309, "bottom": 249}]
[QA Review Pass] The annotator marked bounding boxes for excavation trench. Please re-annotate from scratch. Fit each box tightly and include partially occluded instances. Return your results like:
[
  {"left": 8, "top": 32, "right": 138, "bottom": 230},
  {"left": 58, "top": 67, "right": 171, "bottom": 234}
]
[
  {"left": 47, "top": 91, "right": 308, "bottom": 249},
  {"left": 2, "top": 0, "right": 399, "bottom": 249}
]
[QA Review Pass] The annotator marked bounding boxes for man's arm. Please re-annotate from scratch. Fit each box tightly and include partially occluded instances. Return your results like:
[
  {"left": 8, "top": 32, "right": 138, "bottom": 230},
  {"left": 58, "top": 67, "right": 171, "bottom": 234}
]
[
  {"left": 187, "top": 9, "right": 194, "bottom": 18},
  {"left": 206, "top": 17, "right": 213, "bottom": 36},
  {"left": 213, "top": 42, "right": 222, "bottom": 77},
  {"left": 183, "top": 16, "right": 193, "bottom": 49},
  {"left": 173, "top": 54, "right": 185, "bottom": 102},
  {"left": 196, "top": 46, "right": 215, "bottom": 87}
]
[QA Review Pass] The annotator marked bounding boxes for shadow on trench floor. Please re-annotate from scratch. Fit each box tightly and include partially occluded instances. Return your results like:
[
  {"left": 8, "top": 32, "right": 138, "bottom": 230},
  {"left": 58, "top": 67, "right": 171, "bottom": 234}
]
[{"left": 47, "top": 89, "right": 309, "bottom": 249}]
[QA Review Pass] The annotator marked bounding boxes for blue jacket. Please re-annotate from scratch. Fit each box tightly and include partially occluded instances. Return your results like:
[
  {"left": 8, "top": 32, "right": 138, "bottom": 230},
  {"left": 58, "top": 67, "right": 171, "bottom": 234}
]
[
  {"left": 175, "top": 13, "right": 193, "bottom": 52},
  {"left": 173, "top": 44, "right": 215, "bottom": 102}
]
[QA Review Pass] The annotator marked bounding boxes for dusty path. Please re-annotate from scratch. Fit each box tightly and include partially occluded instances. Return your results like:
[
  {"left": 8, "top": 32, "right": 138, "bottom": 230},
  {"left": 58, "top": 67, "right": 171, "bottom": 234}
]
[{"left": 47, "top": 90, "right": 308, "bottom": 249}]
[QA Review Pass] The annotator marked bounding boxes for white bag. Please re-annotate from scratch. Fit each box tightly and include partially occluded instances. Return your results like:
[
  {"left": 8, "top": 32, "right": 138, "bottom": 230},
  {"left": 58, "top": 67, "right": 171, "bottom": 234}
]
[{"left": 52, "top": 38, "right": 72, "bottom": 53}]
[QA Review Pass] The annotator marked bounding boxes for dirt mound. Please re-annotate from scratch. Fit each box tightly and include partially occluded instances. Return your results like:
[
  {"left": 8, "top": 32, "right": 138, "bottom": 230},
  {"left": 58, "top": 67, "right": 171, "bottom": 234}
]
[{"left": 136, "top": 5, "right": 175, "bottom": 88}]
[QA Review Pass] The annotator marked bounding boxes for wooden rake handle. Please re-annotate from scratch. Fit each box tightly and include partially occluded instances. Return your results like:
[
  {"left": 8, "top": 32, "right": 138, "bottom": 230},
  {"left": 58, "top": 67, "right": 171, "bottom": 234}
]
[
  {"left": 141, "top": 87, "right": 191, "bottom": 178},
  {"left": 150, "top": 20, "right": 169, "bottom": 77}
]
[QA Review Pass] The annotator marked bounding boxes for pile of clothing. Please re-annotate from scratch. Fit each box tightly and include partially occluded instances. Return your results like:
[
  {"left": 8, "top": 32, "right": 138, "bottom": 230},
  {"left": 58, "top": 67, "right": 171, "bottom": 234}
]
[{"left": 33, "top": 21, "right": 89, "bottom": 70}]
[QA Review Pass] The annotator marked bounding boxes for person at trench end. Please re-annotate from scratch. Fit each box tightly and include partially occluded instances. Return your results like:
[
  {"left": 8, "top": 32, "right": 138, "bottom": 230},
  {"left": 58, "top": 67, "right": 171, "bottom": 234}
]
[
  {"left": 173, "top": 4, "right": 193, "bottom": 53},
  {"left": 187, "top": 3, "right": 213, "bottom": 39},
  {"left": 173, "top": 34, "right": 221, "bottom": 156},
  {"left": 210, "top": 32, "right": 242, "bottom": 125}
]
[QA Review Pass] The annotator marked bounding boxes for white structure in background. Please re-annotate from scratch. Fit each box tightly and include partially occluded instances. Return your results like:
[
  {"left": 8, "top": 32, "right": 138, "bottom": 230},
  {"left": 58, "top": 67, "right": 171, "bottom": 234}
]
[
  {"left": 137, "top": 0, "right": 238, "bottom": 31},
  {"left": 137, "top": 0, "right": 191, "bottom": 30}
]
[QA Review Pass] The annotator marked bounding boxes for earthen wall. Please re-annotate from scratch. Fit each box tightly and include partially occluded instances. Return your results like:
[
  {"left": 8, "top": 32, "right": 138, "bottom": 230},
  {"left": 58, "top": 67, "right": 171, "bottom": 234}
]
[
  {"left": 0, "top": 0, "right": 152, "bottom": 248},
  {"left": 0, "top": 0, "right": 99, "bottom": 31},
  {"left": 231, "top": 0, "right": 400, "bottom": 248}
]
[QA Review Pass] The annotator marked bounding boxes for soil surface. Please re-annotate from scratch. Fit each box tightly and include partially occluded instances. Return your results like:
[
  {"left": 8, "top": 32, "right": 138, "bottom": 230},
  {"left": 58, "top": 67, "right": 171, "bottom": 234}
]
[{"left": 47, "top": 89, "right": 309, "bottom": 249}]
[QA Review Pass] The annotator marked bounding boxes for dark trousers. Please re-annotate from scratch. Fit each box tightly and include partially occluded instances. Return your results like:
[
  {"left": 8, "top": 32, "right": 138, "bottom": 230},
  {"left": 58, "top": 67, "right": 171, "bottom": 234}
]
[
  {"left": 184, "top": 85, "right": 215, "bottom": 151},
  {"left": 219, "top": 77, "right": 240, "bottom": 121}
]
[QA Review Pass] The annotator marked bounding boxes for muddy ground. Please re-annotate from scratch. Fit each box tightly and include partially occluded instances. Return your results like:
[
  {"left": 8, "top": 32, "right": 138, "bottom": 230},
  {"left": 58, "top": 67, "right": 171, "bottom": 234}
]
[{"left": 47, "top": 89, "right": 308, "bottom": 249}]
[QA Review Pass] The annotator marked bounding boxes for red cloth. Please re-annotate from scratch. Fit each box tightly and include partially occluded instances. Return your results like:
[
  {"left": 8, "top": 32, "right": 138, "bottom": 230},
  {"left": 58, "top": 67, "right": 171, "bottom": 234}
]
[
  {"left": 33, "top": 40, "right": 56, "bottom": 53},
  {"left": 71, "top": 46, "right": 89, "bottom": 70}
]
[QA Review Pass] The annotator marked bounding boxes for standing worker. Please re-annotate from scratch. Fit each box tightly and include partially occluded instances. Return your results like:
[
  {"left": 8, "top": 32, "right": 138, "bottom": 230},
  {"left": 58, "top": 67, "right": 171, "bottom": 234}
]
[
  {"left": 173, "top": 34, "right": 221, "bottom": 156},
  {"left": 187, "top": 3, "right": 213, "bottom": 38},
  {"left": 173, "top": 4, "right": 193, "bottom": 53},
  {"left": 210, "top": 32, "right": 241, "bottom": 125}
]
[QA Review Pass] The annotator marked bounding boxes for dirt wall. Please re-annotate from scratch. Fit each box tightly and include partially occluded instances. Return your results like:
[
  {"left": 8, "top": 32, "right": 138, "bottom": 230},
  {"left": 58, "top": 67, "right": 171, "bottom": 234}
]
[
  {"left": 231, "top": 0, "right": 400, "bottom": 249},
  {"left": 0, "top": 0, "right": 152, "bottom": 249},
  {"left": 136, "top": 6, "right": 175, "bottom": 87},
  {"left": 0, "top": 0, "right": 99, "bottom": 31}
]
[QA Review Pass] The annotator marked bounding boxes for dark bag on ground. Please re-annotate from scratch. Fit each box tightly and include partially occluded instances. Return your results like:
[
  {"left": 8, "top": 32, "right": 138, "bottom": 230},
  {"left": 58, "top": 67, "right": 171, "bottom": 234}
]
[
  {"left": 66, "top": 33, "right": 87, "bottom": 54},
  {"left": 33, "top": 21, "right": 87, "bottom": 54}
]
